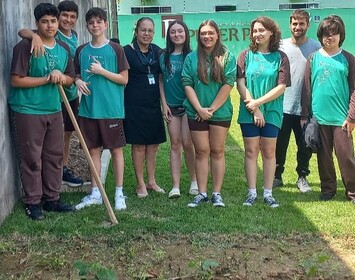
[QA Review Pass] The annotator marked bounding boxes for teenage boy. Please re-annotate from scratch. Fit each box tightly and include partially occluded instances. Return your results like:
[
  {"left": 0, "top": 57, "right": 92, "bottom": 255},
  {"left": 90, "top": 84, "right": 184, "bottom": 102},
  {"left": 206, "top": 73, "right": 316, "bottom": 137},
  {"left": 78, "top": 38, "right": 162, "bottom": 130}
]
[
  {"left": 274, "top": 10, "right": 320, "bottom": 192},
  {"left": 18, "top": 1, "right": 84, "bottom": 187},
  {"left": 302, "top": 15, "right": 355, "bottom": 202},
  {"left": 74, "top": 7, "right": 130, "bottom": 211},
  {"left": 9, "top": 3, "right": 75, "bottom": 220}
]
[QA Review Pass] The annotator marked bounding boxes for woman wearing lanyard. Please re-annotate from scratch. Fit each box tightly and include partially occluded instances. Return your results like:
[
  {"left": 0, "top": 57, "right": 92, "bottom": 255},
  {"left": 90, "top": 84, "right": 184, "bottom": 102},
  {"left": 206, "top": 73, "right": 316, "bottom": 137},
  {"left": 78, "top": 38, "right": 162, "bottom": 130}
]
[{"left": 123, "top": 17, "right": 166, "bottom": 198}]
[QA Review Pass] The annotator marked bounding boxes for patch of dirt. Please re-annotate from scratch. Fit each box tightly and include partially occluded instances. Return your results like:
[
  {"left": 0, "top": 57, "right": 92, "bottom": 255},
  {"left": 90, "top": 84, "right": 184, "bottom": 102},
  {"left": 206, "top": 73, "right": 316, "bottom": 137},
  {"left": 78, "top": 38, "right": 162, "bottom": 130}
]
[
  {"left": 0, "top": 233, "right": 354, "bottom": 279},
  {"left": 67, "top": 132, "right": 91, "bottom": 183}
]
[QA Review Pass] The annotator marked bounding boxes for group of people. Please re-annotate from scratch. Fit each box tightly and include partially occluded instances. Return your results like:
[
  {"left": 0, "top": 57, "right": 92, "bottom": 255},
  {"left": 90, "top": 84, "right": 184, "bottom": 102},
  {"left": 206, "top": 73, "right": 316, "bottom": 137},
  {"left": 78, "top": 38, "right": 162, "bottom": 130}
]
[{"left": 8, "top": 1, "right": 355, "bottom": 221}]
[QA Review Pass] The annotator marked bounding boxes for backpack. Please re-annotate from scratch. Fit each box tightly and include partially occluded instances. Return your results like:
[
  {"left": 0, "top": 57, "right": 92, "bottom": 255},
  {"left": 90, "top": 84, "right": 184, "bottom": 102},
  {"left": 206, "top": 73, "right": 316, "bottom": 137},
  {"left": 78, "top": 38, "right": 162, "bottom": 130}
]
[{"left": 304, "top": 116, "right": 321, "bottom": 153}]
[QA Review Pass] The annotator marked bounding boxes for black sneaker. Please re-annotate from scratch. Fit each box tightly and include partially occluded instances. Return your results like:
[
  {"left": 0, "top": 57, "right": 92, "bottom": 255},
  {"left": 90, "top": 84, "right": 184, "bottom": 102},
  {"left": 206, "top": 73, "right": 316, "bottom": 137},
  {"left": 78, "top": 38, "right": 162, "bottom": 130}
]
[
  {"left": 187, "top": 193, "right": 208, "bottom": 208},
  {"left": 243, "top": 194, "right": 257, "bottom": 206},
  {"left": 43, "top": 200, "right": 75, "bottom": 212},
  {"left": 346, "top": 191, "right": 355, "bottom": 204},
  {"left": 211, "top": 194, "right": 225, "bottom": 207},
  {"left": 319, "top": 193, "right": 336, "bottom": 201},
  {"left": 263, "top": 195, "right": 279, "bottom": 208},
  {"left": 272, "top": 178, "right": 284, "bottom": 188},
  {"left": 25, "top": 204, "right": 45, "bottom": 221},
  {"left": 62, "top": 166, "right": 84, "bottom": 187}
]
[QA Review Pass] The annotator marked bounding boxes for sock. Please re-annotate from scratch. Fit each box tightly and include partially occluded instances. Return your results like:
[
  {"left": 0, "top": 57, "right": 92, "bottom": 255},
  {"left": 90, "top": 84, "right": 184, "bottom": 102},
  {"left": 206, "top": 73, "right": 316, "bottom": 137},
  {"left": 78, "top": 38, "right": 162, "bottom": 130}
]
[
  {"left": 116, "top": 186, "right": 123, "bottom": 196},
  {"left": 248, "top": 188, "right": 257, "bottom": 197},
  {"left": 263, "top": 188, "right": 272, "bottom": 198},
  {"left": 212, "top": 192, "right": 220, "bottom": 196},
  {"left": 92, "top": 187, "right": 101, "bottom": 198},
  {"left": 200, "top": 192, "right": 207, "bottom": 197}
]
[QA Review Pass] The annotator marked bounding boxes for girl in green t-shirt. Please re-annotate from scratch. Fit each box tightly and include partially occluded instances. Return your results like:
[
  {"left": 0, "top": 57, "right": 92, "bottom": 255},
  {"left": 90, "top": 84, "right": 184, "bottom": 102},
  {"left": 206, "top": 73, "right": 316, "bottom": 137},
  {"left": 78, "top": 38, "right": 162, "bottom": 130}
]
[
  {"left": 159, "top": 20, "right": 198, "bottom": 199},
  {"left": 237, "top": 16, "right": 290, "bottom": 208}
]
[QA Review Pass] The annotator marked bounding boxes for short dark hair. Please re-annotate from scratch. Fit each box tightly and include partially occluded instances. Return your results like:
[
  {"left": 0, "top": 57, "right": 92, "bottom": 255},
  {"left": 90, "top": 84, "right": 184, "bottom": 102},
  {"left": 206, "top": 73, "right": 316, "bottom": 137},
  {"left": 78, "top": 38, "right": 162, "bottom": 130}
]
[
  {"left": 290, "top": 9, "right": 310, "bottom": 24},
  {"left": 317, "top": 15, "right": 346, "bottom": 47},
  {"left": 85, "top": 7, "right": 107, "bottom": 23},
  {"left": 58, "top": 1, "right": 78, "bottom": 17},
  {"left": 34, "top": 3, "right": 59, "bottom": 21}
]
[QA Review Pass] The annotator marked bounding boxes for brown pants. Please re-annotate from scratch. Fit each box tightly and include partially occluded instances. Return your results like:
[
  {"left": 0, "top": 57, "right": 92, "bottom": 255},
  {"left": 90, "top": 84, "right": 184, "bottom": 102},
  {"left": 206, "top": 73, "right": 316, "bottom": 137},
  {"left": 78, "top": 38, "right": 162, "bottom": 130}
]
[
  {"left": 317, "top": 125, "right": 355, "bottom": 195},
  {"left": 12, "top": 111, "right": 64, "bottom": 205}
]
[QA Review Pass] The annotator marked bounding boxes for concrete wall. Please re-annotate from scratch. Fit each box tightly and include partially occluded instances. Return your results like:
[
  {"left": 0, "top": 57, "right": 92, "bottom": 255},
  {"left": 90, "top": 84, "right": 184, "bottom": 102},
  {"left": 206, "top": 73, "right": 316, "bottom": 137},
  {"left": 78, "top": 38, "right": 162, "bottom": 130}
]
[{"left": 0, "top": 0, "right": 113, "bottom": 225}]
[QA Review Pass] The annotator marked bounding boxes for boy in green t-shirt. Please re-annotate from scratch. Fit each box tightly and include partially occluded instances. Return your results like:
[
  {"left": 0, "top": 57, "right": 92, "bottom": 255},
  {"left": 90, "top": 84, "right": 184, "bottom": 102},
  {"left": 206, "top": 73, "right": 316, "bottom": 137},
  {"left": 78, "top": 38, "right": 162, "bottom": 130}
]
[
  {"left": 74, "top": 7, "right": 130, "bottom": 211},
  {"left": 18, "top": 1, "right": 84, "bottom": 187},
  {"left": 9, "top": 3, "right": 75, "bottom": 220}
]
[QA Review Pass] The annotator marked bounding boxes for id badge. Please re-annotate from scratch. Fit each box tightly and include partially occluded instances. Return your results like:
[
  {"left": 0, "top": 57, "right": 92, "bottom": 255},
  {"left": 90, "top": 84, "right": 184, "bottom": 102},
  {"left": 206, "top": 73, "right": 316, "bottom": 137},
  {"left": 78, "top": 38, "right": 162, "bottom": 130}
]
[{"left": 148, "top": 74, "right": 155, "bottom": 85}]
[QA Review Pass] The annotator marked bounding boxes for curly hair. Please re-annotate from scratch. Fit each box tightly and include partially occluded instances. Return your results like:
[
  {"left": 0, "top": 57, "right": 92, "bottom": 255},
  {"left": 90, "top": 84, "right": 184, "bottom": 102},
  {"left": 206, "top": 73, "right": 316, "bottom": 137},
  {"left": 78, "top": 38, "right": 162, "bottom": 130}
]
[{"left": 249, "top": 16, "right": 281, "bottom": 53}]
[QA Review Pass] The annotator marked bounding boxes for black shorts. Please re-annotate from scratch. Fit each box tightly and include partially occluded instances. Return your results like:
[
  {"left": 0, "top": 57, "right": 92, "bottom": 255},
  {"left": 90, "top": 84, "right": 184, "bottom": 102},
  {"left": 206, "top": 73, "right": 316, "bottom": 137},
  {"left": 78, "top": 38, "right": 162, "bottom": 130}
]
[
  {"left": 188, "top": 119, "right": 231, "bottom": 131},
  {"left": 78, "top": 117, "right": 126, "bottom": 149},
  {"left": 169, "top": 105, "right": 186, "bottom": 117}
]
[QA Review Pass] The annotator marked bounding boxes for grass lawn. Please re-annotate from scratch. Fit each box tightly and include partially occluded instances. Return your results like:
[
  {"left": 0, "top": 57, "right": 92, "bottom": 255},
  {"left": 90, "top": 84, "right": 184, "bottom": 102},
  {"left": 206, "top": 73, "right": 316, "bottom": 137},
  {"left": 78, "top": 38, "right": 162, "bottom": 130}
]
[{"left": 0, "top": 89, "right": 354, "bottom": 279}]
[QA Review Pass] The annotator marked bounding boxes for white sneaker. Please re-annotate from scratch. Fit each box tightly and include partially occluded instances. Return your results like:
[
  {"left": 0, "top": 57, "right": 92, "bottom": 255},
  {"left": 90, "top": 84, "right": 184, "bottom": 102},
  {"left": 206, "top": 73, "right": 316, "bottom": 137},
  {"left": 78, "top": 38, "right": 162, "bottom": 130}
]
[
  {"left": 189, "top": 181, "right": 199, "bottom": 195},
  {"left": 115, "top": 194, "right": 127, "bottom": 211},
  {"left": 75, "top": 194, "right": 102, "bottom": 210},
  {"left": 297, "top": 177, "right": 311, "bottom": 193},
  {"left": 168, "top": 188, "right": 181, "bottom": 198}
]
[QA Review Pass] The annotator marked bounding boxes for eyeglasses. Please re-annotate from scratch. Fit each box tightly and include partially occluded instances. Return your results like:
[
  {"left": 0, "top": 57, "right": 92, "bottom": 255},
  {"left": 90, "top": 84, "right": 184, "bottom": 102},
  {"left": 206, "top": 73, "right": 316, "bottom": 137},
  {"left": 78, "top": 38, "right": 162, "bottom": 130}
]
[{"left": 138, "top": 28, "right": 154, "bottom": 34}]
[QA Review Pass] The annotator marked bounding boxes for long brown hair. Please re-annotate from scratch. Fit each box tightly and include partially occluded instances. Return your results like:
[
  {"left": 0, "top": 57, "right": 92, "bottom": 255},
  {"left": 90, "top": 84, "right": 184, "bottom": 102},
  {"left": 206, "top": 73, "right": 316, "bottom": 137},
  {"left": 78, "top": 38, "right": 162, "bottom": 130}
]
[{"left": 197, "top": 20, "right": 227, "bottom": 84}]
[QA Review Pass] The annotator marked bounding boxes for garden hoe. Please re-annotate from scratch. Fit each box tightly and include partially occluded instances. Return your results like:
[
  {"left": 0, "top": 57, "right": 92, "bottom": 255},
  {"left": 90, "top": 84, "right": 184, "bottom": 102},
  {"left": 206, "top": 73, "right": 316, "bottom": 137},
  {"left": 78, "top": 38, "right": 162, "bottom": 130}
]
[{"left": 58, "top": 84, "right": 118, "bottom": 226}]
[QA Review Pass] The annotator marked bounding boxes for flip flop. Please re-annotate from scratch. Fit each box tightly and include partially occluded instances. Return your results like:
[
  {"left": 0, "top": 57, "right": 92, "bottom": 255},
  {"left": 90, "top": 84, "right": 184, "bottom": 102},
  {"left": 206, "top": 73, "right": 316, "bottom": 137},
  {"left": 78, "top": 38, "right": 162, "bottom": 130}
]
[
  {"left": 136, "top": 186, "right": 148, "bottom": 198},
  {"left": 146, "top": 183, "right": 165, "bottom": 193}
]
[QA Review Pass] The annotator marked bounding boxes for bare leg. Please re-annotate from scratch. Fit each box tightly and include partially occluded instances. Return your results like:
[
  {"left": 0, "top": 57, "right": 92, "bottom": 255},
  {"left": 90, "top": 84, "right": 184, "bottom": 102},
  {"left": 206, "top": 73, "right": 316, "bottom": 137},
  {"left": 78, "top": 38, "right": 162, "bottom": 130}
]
[
  {"left": 110, "top": 147, "right": 124, "bottom": 187},
  {"left": 89, "top": 147, "right": 102, "bottom": 187},
  {"left": 168, "top": 116, "right": 183, "bottom": 188},
  {"left": 146, "top": 144, "right": 160, "bottom": 188},
  {"left": 190, "top": 130, "right": 210, "bottom": 193},
  {"left": 181, "top": 114, "right": 196, "bottom": 182},
  {"left": 209, "top": 125, "right": 229, "bottom": 193},
  {"left": 243, "top": 137, "right": 261, "bottom": 189},
  {"left": 132, "top": 144, "right": 146, "bottom": 189},
  {"left": 260, "top": 137, "right": 277, "bottom": 190}
]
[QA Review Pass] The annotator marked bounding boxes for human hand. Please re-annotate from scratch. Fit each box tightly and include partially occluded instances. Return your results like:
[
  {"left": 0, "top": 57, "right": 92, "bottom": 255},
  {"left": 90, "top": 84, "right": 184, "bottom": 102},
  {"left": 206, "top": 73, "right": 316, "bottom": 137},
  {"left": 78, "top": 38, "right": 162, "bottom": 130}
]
[
  {"left": 300, "top": 118, "right": 308, "bottom": 128},
  {"left": 253, "top": 108, "right": 265, "bottom": 127},
  {"left": 196, "top": 107, "right": 213, "bottom": 122},
  {"left": 163, "top": 105, "right": 172, "bottom": 123},
  {"left": 48, "top": 69, "right": 66, "bottom": 85},
  {"left": 342, "top": 120, "right": 355, "bottom": 137},
  {"left": 31, "top": 33, "right": 45, "bottom": 57},
  {"left": 75, "top": 79, "right": 91, "bottom": 96},
  {"left": 245, "top": 98, "right": 260, "bottom": 113},
  {"left": 87, "top": 57, "right": 104, "bottom": 75}
]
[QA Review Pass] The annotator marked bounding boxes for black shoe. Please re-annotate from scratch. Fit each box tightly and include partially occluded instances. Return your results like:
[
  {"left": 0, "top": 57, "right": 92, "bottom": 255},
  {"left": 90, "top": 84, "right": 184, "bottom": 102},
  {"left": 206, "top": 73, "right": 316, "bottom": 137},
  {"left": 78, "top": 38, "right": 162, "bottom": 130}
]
[
  {"left": 62, "top": 166, "right": 84, "bottom": 187},
  {"left": 25, "top": 204, "right": 45, "bottom": 220},
  {"left": 43, "top": 200, "right": 75, "bottom": 212},
  {"left": 319, "top": 193, "right": 336, "bottom": 201},
  {"left": 272, "top": 178, "right": 284, "bottom": 188}
]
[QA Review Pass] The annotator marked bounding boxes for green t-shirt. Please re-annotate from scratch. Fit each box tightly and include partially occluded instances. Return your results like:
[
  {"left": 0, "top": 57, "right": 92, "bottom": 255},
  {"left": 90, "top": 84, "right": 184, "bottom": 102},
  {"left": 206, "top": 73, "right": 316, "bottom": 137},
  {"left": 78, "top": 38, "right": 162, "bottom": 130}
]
[
  {"left": 9, "top": 39, "right": 74, "bottom": 115},
  {"left": 75, "top": 41, "right": 130, "bottom": 119},
  {"left": 181, "top": 49, "right": 236, "bottom": 121},
  {"left": 310, "top": 50, "right": 352, "bottom": 126},
  {"left": 237, "top": 49, "right": 291, "bottom": 128},
  {"left": 159, "top": 53, "right": 185, "bottom": 107},
  {"left": 56, "top": 30, "right": 78, "bottom": 101}
]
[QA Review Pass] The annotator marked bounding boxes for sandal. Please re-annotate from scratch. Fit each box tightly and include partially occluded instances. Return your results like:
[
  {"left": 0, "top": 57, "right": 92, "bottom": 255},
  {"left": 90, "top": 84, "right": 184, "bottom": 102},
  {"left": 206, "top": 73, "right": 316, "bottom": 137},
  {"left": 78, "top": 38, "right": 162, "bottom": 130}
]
[
  {"left": 136, "top": 186, "right": 148, "bottom": 198},
  {"left": 146, "top": 183, "right": 165, "bottom": 194}
]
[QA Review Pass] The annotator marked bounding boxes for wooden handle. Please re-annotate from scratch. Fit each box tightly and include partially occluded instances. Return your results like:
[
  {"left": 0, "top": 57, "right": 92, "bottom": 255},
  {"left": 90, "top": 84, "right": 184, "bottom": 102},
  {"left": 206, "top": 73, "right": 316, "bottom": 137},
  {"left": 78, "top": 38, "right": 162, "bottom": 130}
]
[{"left": 58, "top": 84, "right": 118, "bottom": 225}]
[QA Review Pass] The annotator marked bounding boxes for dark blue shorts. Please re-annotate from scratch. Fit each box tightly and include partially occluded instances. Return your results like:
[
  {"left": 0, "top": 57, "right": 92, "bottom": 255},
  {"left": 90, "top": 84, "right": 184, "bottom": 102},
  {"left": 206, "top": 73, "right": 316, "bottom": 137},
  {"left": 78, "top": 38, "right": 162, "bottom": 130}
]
[{"left": 240, "top": 123, "right": 279, "bottom": 138}]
